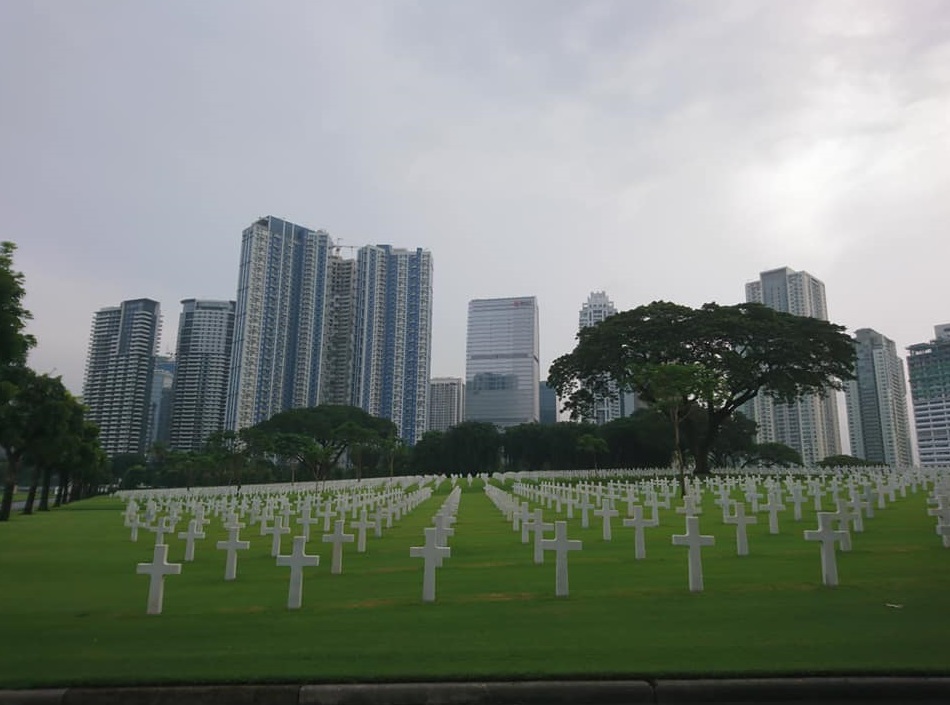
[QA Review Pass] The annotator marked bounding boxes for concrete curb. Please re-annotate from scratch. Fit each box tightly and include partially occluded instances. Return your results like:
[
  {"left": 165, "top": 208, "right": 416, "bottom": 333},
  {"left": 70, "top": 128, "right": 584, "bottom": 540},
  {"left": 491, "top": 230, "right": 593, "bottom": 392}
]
[{"left": 3, "top": 678, "right": 950, "bottom": 705}]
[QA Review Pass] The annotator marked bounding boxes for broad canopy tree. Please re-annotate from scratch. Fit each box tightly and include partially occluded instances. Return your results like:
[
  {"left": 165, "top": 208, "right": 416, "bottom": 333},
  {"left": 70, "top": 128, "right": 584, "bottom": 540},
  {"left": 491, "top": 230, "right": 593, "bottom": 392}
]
[
  {"left": 548, "top": 301, "right": 855, "bottom": 475},
  {"left": 245, "top": 405, "right": 398, "bottom": 482}
]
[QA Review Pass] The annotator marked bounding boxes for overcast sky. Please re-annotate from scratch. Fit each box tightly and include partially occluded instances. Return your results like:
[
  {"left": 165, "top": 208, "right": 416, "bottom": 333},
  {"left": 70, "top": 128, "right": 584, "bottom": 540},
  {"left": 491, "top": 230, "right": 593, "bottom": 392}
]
[{"left": 4, "top": 1, "right": 949, "bottom": 398}]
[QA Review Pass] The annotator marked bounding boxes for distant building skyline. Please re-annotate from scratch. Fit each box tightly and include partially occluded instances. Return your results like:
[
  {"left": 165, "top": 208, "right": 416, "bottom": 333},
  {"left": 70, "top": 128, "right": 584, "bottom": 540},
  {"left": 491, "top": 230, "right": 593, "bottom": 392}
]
[
  {"left": 169, "top": 299, "right": 235, "bottom": 452},
  {"left": 82, "top": 298, "right": 161, "bottom": 457},
  {"left": 907, "top": 324, "right": 950, "bottom": 467},
  {"left": 465, "top": 296, "right": 540, "bottom": 428},
  {"left": 428, "top": 377, "right": 465, "bottom": 433},
  {"left": 578, "top": 291, "right": 625, "bottom": 425},
  {"left": 745, "top": 267, "right": 842, "bottom": 465},
  {"left": 845, "top": 328, "right": 913, "bottom": 466}
]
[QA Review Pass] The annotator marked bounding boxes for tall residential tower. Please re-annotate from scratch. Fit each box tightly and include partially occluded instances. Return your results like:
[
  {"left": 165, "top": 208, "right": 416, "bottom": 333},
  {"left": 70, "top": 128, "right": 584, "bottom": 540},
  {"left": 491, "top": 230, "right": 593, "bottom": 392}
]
[
  {"left": 226, "top": 216, "right": 334, "bottom": 431},
  {"left": 465, "top": 297, "right": 539, "bottom": 428},
  {"left": 169, "top": 299, "right": 236, "bottom": 452},
  {"left": 82, "top": 298, "right": 161, "bottom": 457},
  {"left": 351, "top": 245, "right": 433, "bottom": 445},
  {"left": 907, "top": 324, "right": 950, "bottom": 467},
  {"left": 745, "top": 267, "right": 842, "bottom": 465},
  {"left": 428, "top": 377, "right": 465, "bottom": 433},
  {"left": 844, "top": 328, "right": 913, "bottom": 466}
]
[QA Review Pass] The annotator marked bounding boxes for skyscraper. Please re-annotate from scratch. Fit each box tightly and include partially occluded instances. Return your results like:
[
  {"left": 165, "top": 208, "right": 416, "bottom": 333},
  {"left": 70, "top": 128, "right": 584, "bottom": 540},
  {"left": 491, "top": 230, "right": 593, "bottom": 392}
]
[
  {"left": 465, "top": 297, "right": 539, "bottom": 428},
  {"left": 147, "top": 355, "right": 176, "bottom": 449},
  {"left": 907, "top": 324, "right": 950, "bottom": 467},
  {"left": 428, "top": 377, "right": 465, "bottom": 433},
  {"left": 226, "top": 216, "right": 433, "bottom": 445},
  {"left": 844, "top": 328, "right": 913, "bottom": 466},
  {"left": 578, "top": 291, "right": 634, "bottom": 424},
  {"left": 226, "top": 216, "right": 334, "bottom": 431},
  {"left": 351, "top": 245, "right": 433, "bottom": 445},
  {"left": 745, "top": 267, "right": 842, "bottom": 465},
  {"left": 82, "top": 298, "right": 161, "bottom": 457},
  {"left": 169, "top": 299, "right": 236, "bottom": 452}
]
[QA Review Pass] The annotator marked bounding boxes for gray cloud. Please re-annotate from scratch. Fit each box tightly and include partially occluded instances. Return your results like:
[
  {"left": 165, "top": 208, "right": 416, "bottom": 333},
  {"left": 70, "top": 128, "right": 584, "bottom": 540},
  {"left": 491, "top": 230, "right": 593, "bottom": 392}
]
[{"left": 3, "top": 0, "right": 948, "bottom": 396}]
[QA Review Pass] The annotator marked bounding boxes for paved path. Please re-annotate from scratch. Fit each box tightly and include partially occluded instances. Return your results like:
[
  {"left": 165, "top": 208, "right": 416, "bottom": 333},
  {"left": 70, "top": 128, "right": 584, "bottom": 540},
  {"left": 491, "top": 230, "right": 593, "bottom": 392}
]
[{"left": 2, "top": 677, "right": 950, "bottom": 705}]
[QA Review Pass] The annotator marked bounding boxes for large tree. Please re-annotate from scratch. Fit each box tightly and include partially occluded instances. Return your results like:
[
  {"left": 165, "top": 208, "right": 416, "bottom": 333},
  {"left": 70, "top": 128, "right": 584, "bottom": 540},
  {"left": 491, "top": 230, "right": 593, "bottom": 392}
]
[
  {"left": 548, "top": 301, "right": 855, "bottom": 474},
  {"left": 246, "top": 405, "right": 397, "bottom": 482},
  {"left": 0, "top": 242, "right": 35, "bottom": 367}
]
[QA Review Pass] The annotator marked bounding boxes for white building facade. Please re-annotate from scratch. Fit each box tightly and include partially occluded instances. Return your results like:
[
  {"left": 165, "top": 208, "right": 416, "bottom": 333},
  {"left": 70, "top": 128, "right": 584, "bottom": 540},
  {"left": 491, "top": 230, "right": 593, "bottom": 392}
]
[
  {"left": 428, "top": 377, "right": 465, "bottom": 433},
  {"left": 745, "top": 267, "right": 842, "bottom": 466}
]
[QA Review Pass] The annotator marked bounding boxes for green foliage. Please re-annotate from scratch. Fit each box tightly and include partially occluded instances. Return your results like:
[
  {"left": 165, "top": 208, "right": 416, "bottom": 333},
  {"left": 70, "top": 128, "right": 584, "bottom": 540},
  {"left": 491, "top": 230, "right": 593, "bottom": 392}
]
[
  {"left": 744, "top": 442, "right": 804, "bottom": 468},
  {"left": 0, "top": 242, "right": 35, "bottom": 367},
  {"left": 549, "top": 301, "right": 855, "bottom": 473},
  {"left": 247, "top": 405, "right": 397, "bottom": 482},
  {"left": 817, "top": 454, "right": 880, "bottom": 468}
]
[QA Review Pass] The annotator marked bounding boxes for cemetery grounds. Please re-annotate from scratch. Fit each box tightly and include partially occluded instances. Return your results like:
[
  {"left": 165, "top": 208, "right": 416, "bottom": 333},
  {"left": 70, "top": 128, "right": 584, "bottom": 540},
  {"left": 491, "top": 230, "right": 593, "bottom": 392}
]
[{"left": 0, "top": 469, "right": 948, "bottom": 688}]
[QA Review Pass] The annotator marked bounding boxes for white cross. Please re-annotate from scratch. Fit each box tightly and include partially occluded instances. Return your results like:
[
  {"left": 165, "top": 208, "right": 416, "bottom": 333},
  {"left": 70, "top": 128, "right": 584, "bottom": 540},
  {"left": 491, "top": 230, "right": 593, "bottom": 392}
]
[
  {"left": 724, "top": 501, "right": 757, "bottom": 556},
  {"left": 671, "top": 516, "right": 715, "bottom": 592},
  {"left": 276, "top": 535, "right": 320, "bottom": 609},
  {"left": 177, "top": 518, "right": 206, "bottom": 562},
  {"left": 351, "top": 509, "right": 374, "bottom": 553},
  {"left": 622, "top": 504, "right": 659, "bottom": 560},
  {"left": 526, "top": 508, "right": 554, "bottom": 564},
  {"left": 136, "top": 543, "right": 182, "bottom": 615},
  {"left": 322, "top": 519, "right": 355, "bottom": 574},
  {"left": 518, "top": 503, "right": 532, "bottom": 543},
  {"left": 803, "top": 512, "right": 849, "bottom": 586},
  {"left": 540, "top": 520, "right": 583, "bottom": 597},
  {"left": 410, "top": 526, "right": 451, "bottom": 602},
  {"left": 759, "top": 492, "right": 785, "bottom": 535},
  {"left": 593, "top": 500, "right": 620, "bottom": 542},
  {"left": 787, "top": 484, "right": 807, "bottom": 521},
  {"left": 675, "top": 494, "right": 701, "bottom": 517},
  {"left": 433, "top": 513, "right": 455, "bottom": 546},
  {"left": 152, "top": 516, "right": 175, "bottom": 546},
  {"left": 832, "top": 499, "right": 857, "bottom": 551},
  {"left": 128, "top": 513, "right": 145, "bottom": 542},
  {"left": 262, "top": 515, "right": 291, "bottom": 557},
  {"left": 216, "top": 524, "right": 250, "bottom": 581},
  {"left": 296, "top": 505, "right": 320, "bottom": 542},
  {"left": 577, "top": 493, "right": 594, "bottom": 529}
]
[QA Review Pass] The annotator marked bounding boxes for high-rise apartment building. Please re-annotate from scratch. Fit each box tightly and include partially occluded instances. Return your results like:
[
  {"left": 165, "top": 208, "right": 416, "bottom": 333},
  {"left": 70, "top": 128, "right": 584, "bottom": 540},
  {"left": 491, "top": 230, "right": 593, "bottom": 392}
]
[
  {"left": 465, "top": 297, "right": 539, "bottom": 428},
  {"left": 351, "top": 245, "right": 433, "bottom": 445},
  {"left": 428, "top": 377, "right": 465, "bottom": 433},
  {"left": 147, "top": 355, "right": 176, "bottom": 449},
  {"left": 226, "top": 216, "right": 433, "bottom": 445},
  {"left": 578, "top": 291, "right": 634, "bottom": 424},
  {"left": 82, "top": 298, "right": 161, "bottom": 457},
  {"left": 169, "top": 299, "right": 236, "bottom": 452},
  {"left": 844, "top": 328, "right": 913, "bottom": 466},
  {"left": 907, "top": 324, "right": 950, "bottom": 467},
  {"left": 226, "top": 216, "right": 334, "bottom": 431},
  {"left": 745, "top": 267, "right": 842, "bottom": 465}
]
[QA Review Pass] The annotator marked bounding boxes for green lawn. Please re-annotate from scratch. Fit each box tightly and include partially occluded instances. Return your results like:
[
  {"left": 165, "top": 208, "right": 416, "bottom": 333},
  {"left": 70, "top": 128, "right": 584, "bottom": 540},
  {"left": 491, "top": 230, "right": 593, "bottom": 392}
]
[{"left": 0, "top": 479, "right": 948, "bottom": 688}]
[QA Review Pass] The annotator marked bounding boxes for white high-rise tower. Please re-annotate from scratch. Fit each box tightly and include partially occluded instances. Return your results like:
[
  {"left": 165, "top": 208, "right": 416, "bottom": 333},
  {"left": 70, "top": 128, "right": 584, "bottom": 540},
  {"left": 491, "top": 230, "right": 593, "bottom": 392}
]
[{"left": 745, "top": 267, "right": 842, "bottom": 465}]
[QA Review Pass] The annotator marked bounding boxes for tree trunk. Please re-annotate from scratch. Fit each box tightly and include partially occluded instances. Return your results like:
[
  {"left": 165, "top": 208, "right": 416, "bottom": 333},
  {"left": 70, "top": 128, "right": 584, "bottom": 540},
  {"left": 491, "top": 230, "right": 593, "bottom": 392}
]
[
  {"left": 39, "top": 466, "right": 52, "bottom": 511},
  {"left": 55, "top": 468, "right": 69, "bottom": 507},
  {"left": 21, "top": 464, "right": 40, "bottom": 515},
  {"left": 0, "top": 456, "right": 19, "bottom": 521}
]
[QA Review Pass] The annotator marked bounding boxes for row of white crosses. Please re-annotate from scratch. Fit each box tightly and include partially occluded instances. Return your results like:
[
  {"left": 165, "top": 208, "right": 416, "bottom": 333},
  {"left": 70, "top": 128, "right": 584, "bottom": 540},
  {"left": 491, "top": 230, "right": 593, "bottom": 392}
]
[
  {"left": 132, "top": 481, "right": 437, "bottom": 614},
  {"left": 409, "top": 487, "right": 461, "bottom": 602},
  {"left": 486, "top": 484, "right": 583, "bottom": 597},
  {"left": 505, "top": 466, "right": 949, "bottom": 591}
]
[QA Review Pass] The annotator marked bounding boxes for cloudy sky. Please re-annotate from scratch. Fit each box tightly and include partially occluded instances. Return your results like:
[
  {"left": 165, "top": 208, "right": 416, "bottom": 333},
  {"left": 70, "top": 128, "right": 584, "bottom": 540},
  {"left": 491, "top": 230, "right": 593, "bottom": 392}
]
[{"left": 4, "top": 0, "right": 949, "bottom": 398}]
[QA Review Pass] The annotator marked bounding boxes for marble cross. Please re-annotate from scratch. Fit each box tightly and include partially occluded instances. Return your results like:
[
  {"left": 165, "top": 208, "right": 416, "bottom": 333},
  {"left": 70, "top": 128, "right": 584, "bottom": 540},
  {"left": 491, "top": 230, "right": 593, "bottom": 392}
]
[
  {"left": 540, "top": 521, "right": 582, "bottom": 597},
  {"left": 671, "top": 516, "right": 715, "bottom": 592},
  {"left": 276, "top": 535, "right": 320, "bottom": 609},
  {"left": 410, "top": 526, "right": 451, "bottom": 602},
  {"left": 136, "top": 543, "right": 182, "bottom": 615}
]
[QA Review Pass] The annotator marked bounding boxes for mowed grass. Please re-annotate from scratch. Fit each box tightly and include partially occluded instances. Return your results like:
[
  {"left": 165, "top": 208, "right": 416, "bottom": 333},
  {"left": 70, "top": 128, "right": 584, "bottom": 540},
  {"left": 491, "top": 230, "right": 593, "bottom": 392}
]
[{"left": 0, "top": 479, "right": 949, "bottom": 687}]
